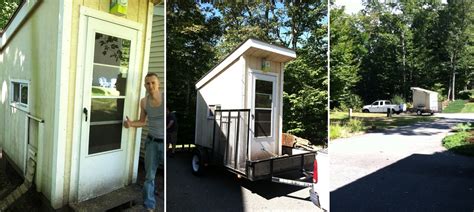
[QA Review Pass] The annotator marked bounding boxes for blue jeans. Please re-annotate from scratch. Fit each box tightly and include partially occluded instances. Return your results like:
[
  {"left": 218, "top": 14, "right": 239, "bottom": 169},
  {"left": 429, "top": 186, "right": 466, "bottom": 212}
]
[{"left": 143, "top": 137, "right": 163, "bottom": 209}]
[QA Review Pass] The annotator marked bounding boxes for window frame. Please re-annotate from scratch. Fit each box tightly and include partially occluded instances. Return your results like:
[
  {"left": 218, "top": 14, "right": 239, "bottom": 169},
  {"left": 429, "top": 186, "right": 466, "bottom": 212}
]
[{"left": 10, "top": 79, "right": 30, "bottom": 112}]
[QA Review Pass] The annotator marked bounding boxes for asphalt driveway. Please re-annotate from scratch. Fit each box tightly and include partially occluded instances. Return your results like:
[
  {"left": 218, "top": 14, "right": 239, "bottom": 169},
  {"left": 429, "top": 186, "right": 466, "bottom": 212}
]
[
  {"left": 166, "top": 152, "right": 322, "bottom": 212},
  {"left": 330, "top": 113, "right": 474, "bottom": 211}
]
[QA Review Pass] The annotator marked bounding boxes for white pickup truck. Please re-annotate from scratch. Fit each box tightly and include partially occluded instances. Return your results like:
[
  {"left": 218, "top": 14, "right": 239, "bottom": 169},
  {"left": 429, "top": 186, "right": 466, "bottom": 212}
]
[{"left": 362, "top": 100, "right": 403, "bottom": 114}]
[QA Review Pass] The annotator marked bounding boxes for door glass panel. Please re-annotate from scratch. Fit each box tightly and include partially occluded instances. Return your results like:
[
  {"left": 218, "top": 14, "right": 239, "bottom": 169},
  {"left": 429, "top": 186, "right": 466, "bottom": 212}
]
[
  {"left": 88, "top": 33, "right": 130, "bottom": 155},
  {"left": 90, "top": 99, "right": 124, "bottom": 122},
  {"left": 254, "top": 79, "right": 273, "bottom": 138},
  {"left": 89, "top": 124, "right": 123, "bottom": 154}
]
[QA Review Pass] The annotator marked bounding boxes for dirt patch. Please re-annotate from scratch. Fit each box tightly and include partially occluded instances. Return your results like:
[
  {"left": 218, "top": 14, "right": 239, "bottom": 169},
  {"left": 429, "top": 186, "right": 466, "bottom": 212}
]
[{"left": 467, "top": 131, "right": 474, "bottom": 143}]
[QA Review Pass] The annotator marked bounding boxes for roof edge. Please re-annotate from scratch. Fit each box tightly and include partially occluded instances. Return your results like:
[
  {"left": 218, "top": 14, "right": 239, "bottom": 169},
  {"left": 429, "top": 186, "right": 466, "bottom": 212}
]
[{"left": 195, "top": 38, "right": 296, "bottom": 90}]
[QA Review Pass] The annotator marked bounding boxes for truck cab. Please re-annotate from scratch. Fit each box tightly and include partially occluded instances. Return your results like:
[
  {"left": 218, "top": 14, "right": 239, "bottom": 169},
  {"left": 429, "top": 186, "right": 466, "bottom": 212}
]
[{"left": 362, "top": 100, "right": 402, "bottom": 114}]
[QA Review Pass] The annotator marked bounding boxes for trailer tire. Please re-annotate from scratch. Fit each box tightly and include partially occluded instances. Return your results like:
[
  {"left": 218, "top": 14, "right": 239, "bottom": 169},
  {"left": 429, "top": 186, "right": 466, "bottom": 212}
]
[
  {"left": 416, "top": 110, "right": 422, "bottom": 116},
  {"left": 191, "top": 150, "right": 205, "bottom": 176}
]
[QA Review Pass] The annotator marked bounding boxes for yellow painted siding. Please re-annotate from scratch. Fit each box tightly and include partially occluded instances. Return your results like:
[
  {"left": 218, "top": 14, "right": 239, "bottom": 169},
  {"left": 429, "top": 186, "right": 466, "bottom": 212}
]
[{"left": 64, "top": 0, "right": 154, "bottom": 204}]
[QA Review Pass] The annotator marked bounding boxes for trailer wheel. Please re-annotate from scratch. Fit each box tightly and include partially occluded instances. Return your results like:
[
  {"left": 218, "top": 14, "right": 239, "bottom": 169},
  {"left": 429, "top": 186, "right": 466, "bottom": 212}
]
[
  {"left": 416, "top": 110, "right": 422, "bottom": 116},
  {"left": 191, "top": 150, "right": 205, "bottom": 176},
  {"left": 430, "top": 112, "right": 434, "bottom": 115}
]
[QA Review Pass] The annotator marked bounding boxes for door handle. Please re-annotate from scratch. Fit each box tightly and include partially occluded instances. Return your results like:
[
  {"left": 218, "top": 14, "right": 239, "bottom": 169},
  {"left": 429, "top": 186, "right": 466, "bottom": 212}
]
[{"left": 83, "top": 108, "right": 88, "bottom": 122}]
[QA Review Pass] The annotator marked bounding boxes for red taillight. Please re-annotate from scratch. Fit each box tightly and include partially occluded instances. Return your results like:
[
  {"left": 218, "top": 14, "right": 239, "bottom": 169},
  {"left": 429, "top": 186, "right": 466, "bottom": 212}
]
[{"left": 313, "top": 159, "right": 318, "bottom": 183}]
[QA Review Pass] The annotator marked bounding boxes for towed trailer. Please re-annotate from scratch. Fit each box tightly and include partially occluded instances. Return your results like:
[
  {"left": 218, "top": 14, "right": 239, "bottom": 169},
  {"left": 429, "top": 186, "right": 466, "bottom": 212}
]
[
  {"left": 191, "top": 109, "right": 316, "bottom": 182},
  {"left": 191, "top": 110, "right": 328, "bottom": 211},
  {"left": 191, "top": 39, "right": 327, "bottom": 210}
]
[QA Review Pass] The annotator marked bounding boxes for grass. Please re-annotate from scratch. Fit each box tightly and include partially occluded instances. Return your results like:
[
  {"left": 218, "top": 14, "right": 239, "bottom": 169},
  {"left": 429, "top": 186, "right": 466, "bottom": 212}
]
[
  {"left": 443, "top": 100, "right": 468, "bottom": 113},
  {"left": 442, "top": 131, "right": 474, "bottom": 156},
  {"left": 330, "top": 112, "right": 438, "bottom": 139},
  {"left": 461, "top": 103, "right": 474, "bottom": 113}
]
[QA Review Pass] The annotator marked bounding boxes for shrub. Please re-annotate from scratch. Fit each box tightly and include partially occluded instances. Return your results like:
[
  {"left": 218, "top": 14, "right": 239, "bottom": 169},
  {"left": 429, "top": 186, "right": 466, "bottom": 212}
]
[
  {"left": 330, "top": 124, "right": 343, "bottom": 139},
  {"left": 432, "top": 83, "right": 447, "bottom": 101},
  {"left": 347, "top": 118, "right": 363, "bottom": 132},
  {"left": 346, "top": 94, "right": 364, "bottom": 111},
  {"left": 453, "top": 122, "right": 473, "bottom": 132},
  {"left": 442, "top": 131, "right": 474, "bottom": 156},
  {"left": 458, "top": 90, "right": 474, "bottom": 100},
  {"left": 391, "top": 94, "right": 405, "bottom": 105}
]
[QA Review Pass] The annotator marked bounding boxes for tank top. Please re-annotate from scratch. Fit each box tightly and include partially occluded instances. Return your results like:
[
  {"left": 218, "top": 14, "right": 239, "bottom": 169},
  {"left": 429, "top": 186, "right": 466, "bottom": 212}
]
[{"left": 146, "top": 94, "right": 164, "bottom": 139}]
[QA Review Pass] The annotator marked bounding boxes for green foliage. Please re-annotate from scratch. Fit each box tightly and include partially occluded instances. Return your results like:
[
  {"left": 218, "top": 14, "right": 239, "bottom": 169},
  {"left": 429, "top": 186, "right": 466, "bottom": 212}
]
[
  {"left": 453, "top": 122, "right": 473, "bottom": 132},
  {"left": 0, "top": 0, "right": 21, "bottom": 30},
  {"left": 166, "top": 1, "right": 223, "bottom": 144},
  {"left": 391, "top": 94, "right": 405, "bottom": 105},
  {"left": 443, "top": 100, "right": 467, "bottom": 113},
  {"left": 330, "top": 124, "right": 345, "bottom": 140},
  {"left": 167, "top": 2, "right": 328, "bottom": 145},
  {"left": 461, "top": 103, "right": 474, "bottom": 113},
  {"left": 458, "top": 90, "right": 474, "bottom": 100},
  {"left": 332, "top": 1, "right": 474, "bottom": 105},
  {"left": 442, "top": 131, "right": 474, "bottom": 156},
  {"left": 338, "top": 94, "right": 363, "bottom": 111},
  {"left": 347, "top": 118, "right": 363, "bottom": 132},
  {"left": 330, "top": 8, "right": 362, "bottom": 109},
  {"left": 432, "top": 83, "right": 447, "bottom": 102}
]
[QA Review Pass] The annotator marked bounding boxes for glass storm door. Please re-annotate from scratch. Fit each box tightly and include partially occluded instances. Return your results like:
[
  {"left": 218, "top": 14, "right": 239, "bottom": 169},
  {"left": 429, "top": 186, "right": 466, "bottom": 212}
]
[
  {"left": 78, "top": 17, "right": 138, "bottom": 202},
  {"left": 251, "top": 73, "right": 277, "bottom": 147}
]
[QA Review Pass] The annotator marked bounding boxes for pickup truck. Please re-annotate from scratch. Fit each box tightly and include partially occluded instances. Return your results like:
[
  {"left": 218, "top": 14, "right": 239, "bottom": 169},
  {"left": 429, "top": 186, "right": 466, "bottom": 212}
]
[
  {"left": 310, "top": 148, "right": 329, "bottom": 211},
  {"left": 362, "top": 100, "right": 403, "bottom": 114}
]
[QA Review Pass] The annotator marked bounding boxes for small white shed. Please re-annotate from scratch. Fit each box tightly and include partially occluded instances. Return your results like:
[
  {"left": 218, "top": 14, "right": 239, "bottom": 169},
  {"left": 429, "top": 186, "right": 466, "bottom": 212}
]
[
  {"left": 411, "top": 87, "right": 439, "bottom": 112},
  {"left": 194, "top": 38, "right": 296, "bottom": 168}
]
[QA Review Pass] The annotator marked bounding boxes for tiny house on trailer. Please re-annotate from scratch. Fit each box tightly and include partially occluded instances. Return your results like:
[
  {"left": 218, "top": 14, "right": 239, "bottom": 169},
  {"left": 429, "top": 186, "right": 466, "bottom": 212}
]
[
  {"left": 411, "top": 87, "right": 439, "bottom": 115},
  {"left": 192, "top": 38, "right": 316, "bottom": 181}
]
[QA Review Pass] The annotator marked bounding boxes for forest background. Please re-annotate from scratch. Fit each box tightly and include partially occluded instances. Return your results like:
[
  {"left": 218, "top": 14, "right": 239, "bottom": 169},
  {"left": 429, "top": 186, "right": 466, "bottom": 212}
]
[{"left": 331, "top": 0, "right": 473, "bottom": 110}]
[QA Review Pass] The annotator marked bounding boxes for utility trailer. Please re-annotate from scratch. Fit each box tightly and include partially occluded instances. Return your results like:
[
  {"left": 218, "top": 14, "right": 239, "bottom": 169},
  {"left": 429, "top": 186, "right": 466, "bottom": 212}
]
[
  {"left": 191, "top": 109, "right": 316, "bottom": 182},
  {"left": 411, "top": 87, "right": 439, "bottom": 115}
]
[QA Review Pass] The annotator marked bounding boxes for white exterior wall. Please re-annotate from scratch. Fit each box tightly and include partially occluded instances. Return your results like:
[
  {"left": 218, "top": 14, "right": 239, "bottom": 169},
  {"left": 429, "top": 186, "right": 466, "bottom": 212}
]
[
  {"left": 195, "top": 54, "right": 285, "bottom": 161},
  {"left": 195, "top": 57, "right": 246, "bottom": 148},
  {"left": 413, "top": 89, "right": 439, "bottom": 111},
  {"left": 0, "top": 0, "right": 60, "bottom": 203},
  {"left": 245, "top": 56, "right": 283, "bottom": 160}
]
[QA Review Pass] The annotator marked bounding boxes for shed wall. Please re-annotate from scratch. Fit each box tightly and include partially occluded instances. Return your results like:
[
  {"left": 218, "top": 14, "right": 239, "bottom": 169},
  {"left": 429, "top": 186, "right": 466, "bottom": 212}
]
[
  {"left": 0, "top": 0, "right": 60, "bottom": 201},
  {"left": 195, "top": 57, "right": 246, "bottom": 148}
]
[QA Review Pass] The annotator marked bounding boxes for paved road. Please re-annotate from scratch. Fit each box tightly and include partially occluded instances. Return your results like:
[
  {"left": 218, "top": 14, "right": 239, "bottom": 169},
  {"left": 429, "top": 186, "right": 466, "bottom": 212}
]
[
  {"left": 330, "top": 113, "right": 474, "bottom": 211},
  {"left": 166, "top": 152, "right": 322, "bottom": 212}
]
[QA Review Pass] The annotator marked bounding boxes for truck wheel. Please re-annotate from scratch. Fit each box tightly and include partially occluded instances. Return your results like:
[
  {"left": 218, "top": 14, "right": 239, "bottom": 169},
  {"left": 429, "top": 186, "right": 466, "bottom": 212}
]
[
  {"left": 392, "top": 109, "right": 396, "bottom": 114},
  {"left": 192, "top": 150, "right": 205, "bottom": 176},
  {"left": 416, "top": 110, "right": 422, "bottom": 116},
  {"left": 430, "top": 112, "right": 434, "bottom": 115},
  {"left": 362, "top": 109, "right": 369, "bottom": 113}
]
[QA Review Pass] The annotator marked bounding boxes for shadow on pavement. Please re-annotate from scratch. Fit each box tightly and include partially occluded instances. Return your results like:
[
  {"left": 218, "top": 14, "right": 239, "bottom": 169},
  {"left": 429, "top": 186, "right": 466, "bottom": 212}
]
[
  {"left": 167, "top": 152, "right": 313, "bottom": 211},
  {"left": 331, "top": 151, "right": 474, "bottom": 211},
  {"left": 167, "top": 152, "right": 244, "bottom": 212},
  {"left": 379, "top": 118, "right": 472, "bottom": 136}
]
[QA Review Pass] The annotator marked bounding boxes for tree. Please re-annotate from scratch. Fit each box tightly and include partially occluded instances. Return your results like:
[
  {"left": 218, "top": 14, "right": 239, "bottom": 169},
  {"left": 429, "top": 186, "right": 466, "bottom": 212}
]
[
  {"left": 166, "top": 1, "right": 222, "bottom": 144},
  {"left": 212, "top": 1, "right": 328, "bottom": 144},
  {"left": 330, "top": 8, "right": 362, "bottom": 108},
  {"left": 0, "top": 0, "right": 21, "bottom": 30}
]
